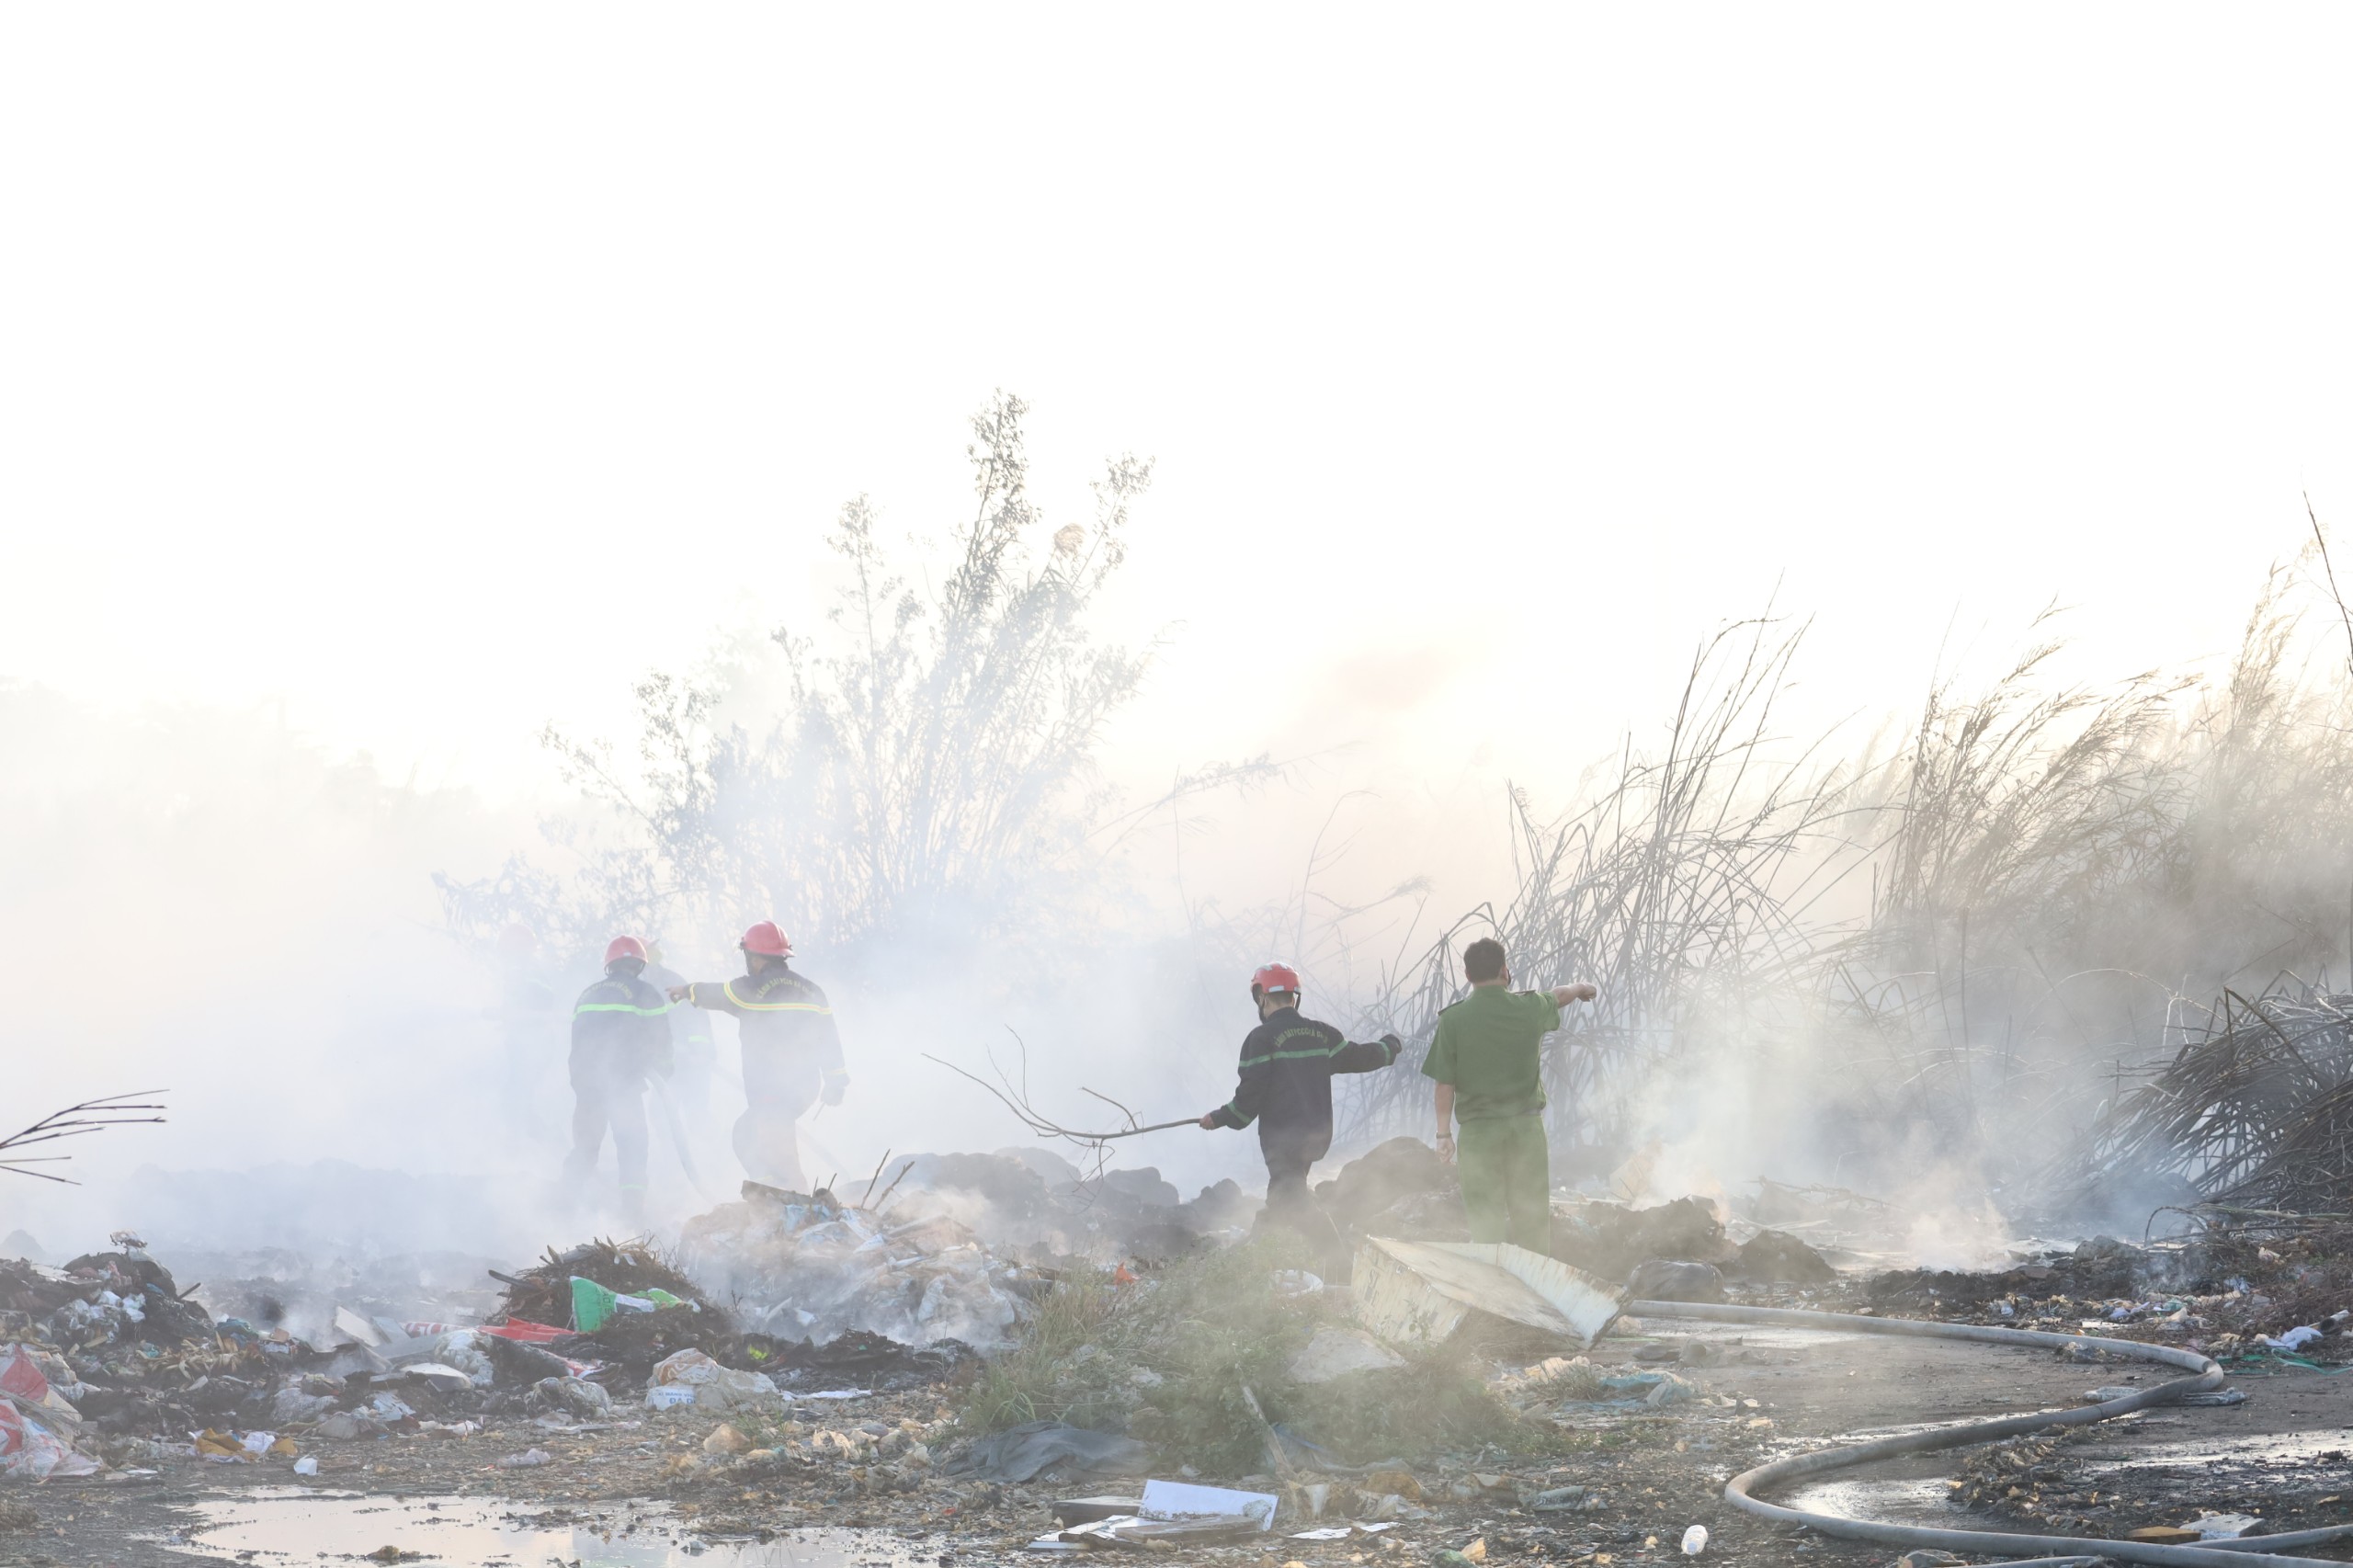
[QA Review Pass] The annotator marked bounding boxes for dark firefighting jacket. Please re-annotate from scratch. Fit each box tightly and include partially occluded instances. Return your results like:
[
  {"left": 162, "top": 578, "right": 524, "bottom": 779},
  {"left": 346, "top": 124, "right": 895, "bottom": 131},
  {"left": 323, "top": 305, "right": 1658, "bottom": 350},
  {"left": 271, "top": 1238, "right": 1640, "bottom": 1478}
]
[
  {"left": 682, "top": 965, "right": 846, "bottom": 1104},
  {"left": 569, "top": 969, "right": 674, "bottom": 1081},
  {"left": 644, "top": 961, "right": 715, "bottom": 1069},
  {"left": 1210, "top": 1007, "right": 1400, "bottom": 1157}
]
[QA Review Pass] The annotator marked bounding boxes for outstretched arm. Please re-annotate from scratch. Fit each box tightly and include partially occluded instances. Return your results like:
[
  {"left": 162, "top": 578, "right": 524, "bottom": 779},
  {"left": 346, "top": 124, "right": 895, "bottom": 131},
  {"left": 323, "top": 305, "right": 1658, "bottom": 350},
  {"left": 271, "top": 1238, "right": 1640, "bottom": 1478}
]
[
  {"left": 668, "top": 980, "right": 746, "bottom": 1017},
  {"left": 1434, "top": 1083, "right": 1457, "bottom": 1165},
  {"left": 1329, "top": 1032, "right": 1403, "bottom": 1075},
  {"left": 1202, "top": 1051, "right": 1272, "bottom": 1131},
  {"left": 1550, "top": 983, "right": 1597, "bottom": 1007}
]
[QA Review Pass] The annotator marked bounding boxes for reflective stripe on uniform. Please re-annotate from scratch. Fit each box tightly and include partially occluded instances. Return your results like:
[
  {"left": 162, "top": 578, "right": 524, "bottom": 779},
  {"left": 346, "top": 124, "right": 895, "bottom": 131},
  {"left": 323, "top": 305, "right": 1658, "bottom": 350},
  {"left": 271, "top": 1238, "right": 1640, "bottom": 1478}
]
[
  {"left": 575, "top": 1002, "right": 672, "bottom": 1017},
  {"left": 1237, "top": 1026, "right": 1347, "bottom": 1069}
]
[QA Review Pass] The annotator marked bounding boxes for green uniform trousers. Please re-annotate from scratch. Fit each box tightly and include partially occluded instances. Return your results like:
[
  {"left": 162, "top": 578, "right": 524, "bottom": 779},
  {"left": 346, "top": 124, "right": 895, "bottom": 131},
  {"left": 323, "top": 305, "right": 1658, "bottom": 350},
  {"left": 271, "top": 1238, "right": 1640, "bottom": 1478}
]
[{"left": 1458, "top": 1111, "right": 1552, "bottom": 1252}]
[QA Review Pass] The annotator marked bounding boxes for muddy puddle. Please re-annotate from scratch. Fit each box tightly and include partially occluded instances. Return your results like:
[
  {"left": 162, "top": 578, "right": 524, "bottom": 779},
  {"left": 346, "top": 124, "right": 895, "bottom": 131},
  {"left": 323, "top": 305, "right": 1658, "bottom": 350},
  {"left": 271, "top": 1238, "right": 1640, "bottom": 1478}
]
[
  {"left": 1783, "top": 1475, "right": 1953, "bottom": 1524},
  {"left": 152, "top": 1489, "right": 944, "bottom": 1568},
  {"left": 1783, "top": 1423, "right": 2353, "bottom": 1528},
  {"left": 2080, "top": 1426, "right": 2353, "bottom": 1471}
]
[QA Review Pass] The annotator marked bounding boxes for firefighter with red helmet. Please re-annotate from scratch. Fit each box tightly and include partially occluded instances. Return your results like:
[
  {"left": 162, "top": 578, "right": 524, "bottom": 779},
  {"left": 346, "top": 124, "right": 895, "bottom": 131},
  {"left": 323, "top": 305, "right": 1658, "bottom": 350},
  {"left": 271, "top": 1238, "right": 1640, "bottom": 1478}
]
[
  {"left": 668, "top": 922, "right": 845, "bottom": 1192},
  {"left": 566, "top": 936, "right": 675, "bottom": 1217},
  {"left": 1200, "top": 962, "right": 1401, "bottom": 1273}
]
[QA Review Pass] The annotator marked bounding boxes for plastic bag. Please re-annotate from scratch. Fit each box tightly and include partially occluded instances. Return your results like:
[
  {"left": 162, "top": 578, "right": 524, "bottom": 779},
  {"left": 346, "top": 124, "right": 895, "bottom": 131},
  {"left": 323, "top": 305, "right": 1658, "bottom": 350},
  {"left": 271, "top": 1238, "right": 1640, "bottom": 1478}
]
[{"left": 648, "top": 1347, "right": 781, "bottom": 1412}]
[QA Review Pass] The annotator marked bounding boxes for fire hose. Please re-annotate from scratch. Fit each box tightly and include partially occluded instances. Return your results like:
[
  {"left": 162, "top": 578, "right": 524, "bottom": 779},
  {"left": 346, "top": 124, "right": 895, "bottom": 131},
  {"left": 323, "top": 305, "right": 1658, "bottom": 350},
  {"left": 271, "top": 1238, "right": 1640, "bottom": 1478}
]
[{"left": 1624, "top": 1299, "right": 2353, "bottom": 1568}]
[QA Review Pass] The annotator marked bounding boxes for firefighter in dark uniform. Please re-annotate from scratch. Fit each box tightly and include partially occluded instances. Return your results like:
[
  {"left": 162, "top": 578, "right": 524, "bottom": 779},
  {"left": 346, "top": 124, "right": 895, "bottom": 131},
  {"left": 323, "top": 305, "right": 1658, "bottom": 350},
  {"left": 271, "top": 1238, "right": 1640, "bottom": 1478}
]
[
  {"left": 642, "top": 941, "right": 717, "bottom": 1125},
  {"left": 566, "top": 936, "right": 674, "bottom": 1219},
  {"left": 668, "top": 921, "right": 846, "bottom": 1192},
  {"left": 1199, "top": 961, "right": 1401, "bottom": 1277}
]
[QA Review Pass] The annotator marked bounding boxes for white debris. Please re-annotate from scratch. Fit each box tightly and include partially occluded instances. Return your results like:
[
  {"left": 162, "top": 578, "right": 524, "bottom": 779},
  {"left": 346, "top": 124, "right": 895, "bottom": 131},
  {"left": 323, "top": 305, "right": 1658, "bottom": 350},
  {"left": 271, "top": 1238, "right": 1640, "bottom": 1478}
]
[
  {"left": 677, "top": 1189, "right": 1029, "bottom": 1349},
  {"left": 648, "top": 1347, "right": 783, "bottom": 1413},
  {"left": 2192, "top": 1512, "right": 2264, "bottom": 1540},
  {"left": 1286, "top": 1325, "right": 1406, "bottom": 1383}
]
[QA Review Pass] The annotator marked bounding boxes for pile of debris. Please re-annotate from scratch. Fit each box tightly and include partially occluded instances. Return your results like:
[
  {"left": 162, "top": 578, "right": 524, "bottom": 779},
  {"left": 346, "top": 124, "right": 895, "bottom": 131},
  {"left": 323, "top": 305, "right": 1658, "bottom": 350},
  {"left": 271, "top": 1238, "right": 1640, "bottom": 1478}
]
[
  {"left": 1300, "top": 1138, "right": 1836, "bottom": 1298},
  {"left": 873, "top": 1149, "right": 1261, "bottom": 1259},
  {"left": 0, "top": 1234, "right": 768, "bottom": 1474},
  {"left": 678, "top": 1182, "right": 1043, "bottom": 1350}
]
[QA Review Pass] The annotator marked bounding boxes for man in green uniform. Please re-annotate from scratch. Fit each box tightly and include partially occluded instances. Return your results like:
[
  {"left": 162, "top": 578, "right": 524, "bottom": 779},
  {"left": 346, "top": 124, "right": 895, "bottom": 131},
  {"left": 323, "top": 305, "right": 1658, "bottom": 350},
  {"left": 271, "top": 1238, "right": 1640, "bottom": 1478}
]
[{"left": 1421, "top": 937, "right": 1597, "bottom": 1251}]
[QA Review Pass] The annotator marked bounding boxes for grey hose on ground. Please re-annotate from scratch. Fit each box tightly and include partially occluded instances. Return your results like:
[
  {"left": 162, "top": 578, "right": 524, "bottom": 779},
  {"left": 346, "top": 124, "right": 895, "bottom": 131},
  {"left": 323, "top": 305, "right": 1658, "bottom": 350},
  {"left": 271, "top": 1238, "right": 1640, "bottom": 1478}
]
[{"left": 1625, "top": 1299, "right": 2353, "bottom": 1567}]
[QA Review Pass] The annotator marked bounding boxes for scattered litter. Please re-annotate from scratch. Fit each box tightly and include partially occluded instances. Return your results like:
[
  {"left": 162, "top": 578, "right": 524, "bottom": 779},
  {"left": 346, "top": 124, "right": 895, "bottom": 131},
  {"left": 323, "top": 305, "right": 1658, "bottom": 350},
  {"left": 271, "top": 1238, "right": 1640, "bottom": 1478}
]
[
  {"left": 2191, "top": 1512, "right": 2265, "bottom": 1540},
  {"left": 569, "top": 1276, "right": 675, "bottom": 1334},
  {"left": 0, "top": 1346, "right": 98, "bottom": 1478},
  {"left": 1051, "top": 1496, "right": 1143, "bottom": 1528},
  {"left": 2177, "top": 1389, "right": 2248, "bottom": 1406},
  {"left": 2261, "top": 1325, "right": 2323, "bottom": 1351},
  {"left": 1290, "top": 1523, "right": 1396, "bottom": 1540},
  {"left": 495, "top": 1447, "right": 552, "bottom": 1468},
  {"left": 646, "top": 1348, "right": 781, "bottom": 1413},
  {"left": 1680, "top": 1524, "right": 1707, "bottom": 1555},
  {"left": 531, "top": 1375, "right": 613, "bottom": 1419},
  {"left": 403, "top": 1361, "right": 476, "bottom": 1394},
  {"left": 1528, "top": 1486, "right": 1605, "bottom": 1513},
  {"left": 940, "top": 1420, "right": 1151, "bottom": 1483},
  {"left": 332, "top": 1307, "right": 386, "bottom": 1347},
  {"left": 291, "top": 1455, "right": 318, "bottom": 1476},
  {"left": 1626, "top": 1260, "right": 1726, "bottom": 1304},
  {"left": 1140, "top": 1478, "right": 1278, "bottom": 1528},
  {"left": 681, "top": 1184, "right": 1033, "bottom": 1348},
  {"left": 1052, "top": 1479, "right": 1279, "bottom": 1547},
  {"left": 1272, "top": 1270, "right": 1325, "bottom": 1297}
]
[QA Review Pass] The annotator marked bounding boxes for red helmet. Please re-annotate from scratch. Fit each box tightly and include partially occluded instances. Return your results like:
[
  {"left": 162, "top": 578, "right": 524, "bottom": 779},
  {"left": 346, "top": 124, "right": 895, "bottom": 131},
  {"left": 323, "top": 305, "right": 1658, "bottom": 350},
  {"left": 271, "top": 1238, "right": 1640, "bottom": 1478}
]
[
  {"left": 604, "top": 936, "right": 647, "bottom": 967},
  {"left": 741, "top": 921, "right": 793, "bottom": 958},
  {"left": 1251, "top": 962, "right": 1301, "bottom": 999}
]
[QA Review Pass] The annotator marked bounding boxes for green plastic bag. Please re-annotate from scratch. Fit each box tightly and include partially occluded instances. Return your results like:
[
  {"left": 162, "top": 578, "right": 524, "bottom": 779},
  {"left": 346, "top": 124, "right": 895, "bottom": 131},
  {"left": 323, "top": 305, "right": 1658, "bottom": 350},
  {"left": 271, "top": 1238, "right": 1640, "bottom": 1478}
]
[{"left": 571, "top": 1276, "right": 620, "bottom": 1334}]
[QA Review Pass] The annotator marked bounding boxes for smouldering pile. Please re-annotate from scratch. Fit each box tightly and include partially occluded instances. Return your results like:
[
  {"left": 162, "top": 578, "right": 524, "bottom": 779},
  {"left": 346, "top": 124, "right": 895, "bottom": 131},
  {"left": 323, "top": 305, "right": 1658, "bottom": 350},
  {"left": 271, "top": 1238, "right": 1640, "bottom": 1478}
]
[{"left": 679, "top": 1183, "right": 1039, "bottom": 1349}]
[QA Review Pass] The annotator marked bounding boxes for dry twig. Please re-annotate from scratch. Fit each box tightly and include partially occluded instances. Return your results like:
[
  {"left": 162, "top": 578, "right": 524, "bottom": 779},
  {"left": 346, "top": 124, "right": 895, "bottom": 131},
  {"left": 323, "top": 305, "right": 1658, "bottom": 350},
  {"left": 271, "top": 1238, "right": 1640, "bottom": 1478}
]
[{"left": 0, "top": 1093, "right": 167, "bottom": 1183}]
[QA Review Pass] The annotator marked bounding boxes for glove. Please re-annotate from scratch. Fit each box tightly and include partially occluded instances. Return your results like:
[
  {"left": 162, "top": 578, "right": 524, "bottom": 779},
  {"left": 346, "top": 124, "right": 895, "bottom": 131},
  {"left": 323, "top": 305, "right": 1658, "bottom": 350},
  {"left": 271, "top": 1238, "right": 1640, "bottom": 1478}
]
[
  {"left": 1381, "top": 1032, "right": 1403, "bottom": 1053},
  {"left": 821, "top": 1071, "right": 848, "bottom": 1107}
]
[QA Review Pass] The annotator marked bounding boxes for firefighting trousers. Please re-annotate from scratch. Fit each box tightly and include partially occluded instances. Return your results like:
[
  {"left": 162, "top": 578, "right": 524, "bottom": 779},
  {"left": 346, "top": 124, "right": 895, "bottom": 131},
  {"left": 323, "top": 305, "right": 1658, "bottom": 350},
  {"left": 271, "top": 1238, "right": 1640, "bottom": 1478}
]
[
  {"left": 565, "top": 1051, "right": 650, "bottom": 1195},
  {"left": 733, "top": 1051, "right": 820, "bottom": 1192},
  {"left": 1260, "top": 1137, "right": 1347, "bottom": 1276}
]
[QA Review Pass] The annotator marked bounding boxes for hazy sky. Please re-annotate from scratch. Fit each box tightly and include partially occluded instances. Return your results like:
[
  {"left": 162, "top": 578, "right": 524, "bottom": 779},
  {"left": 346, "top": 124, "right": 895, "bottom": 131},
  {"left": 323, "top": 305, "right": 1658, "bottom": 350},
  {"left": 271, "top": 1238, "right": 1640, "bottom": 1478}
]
[
  {"left": 6, "top": 6, "right": 2350, "bottom": 812},
  {"left": 13, "top": 8, "right": 2353, "bottom": 1239}
]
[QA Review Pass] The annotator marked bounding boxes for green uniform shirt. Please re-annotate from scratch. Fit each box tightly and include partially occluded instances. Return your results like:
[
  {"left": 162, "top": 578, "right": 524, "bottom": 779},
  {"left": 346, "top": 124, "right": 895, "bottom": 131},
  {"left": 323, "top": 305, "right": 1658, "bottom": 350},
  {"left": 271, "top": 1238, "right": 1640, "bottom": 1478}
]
[{"left": 1420, "top": 985, "right": 1562, "bottom": 1123}]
